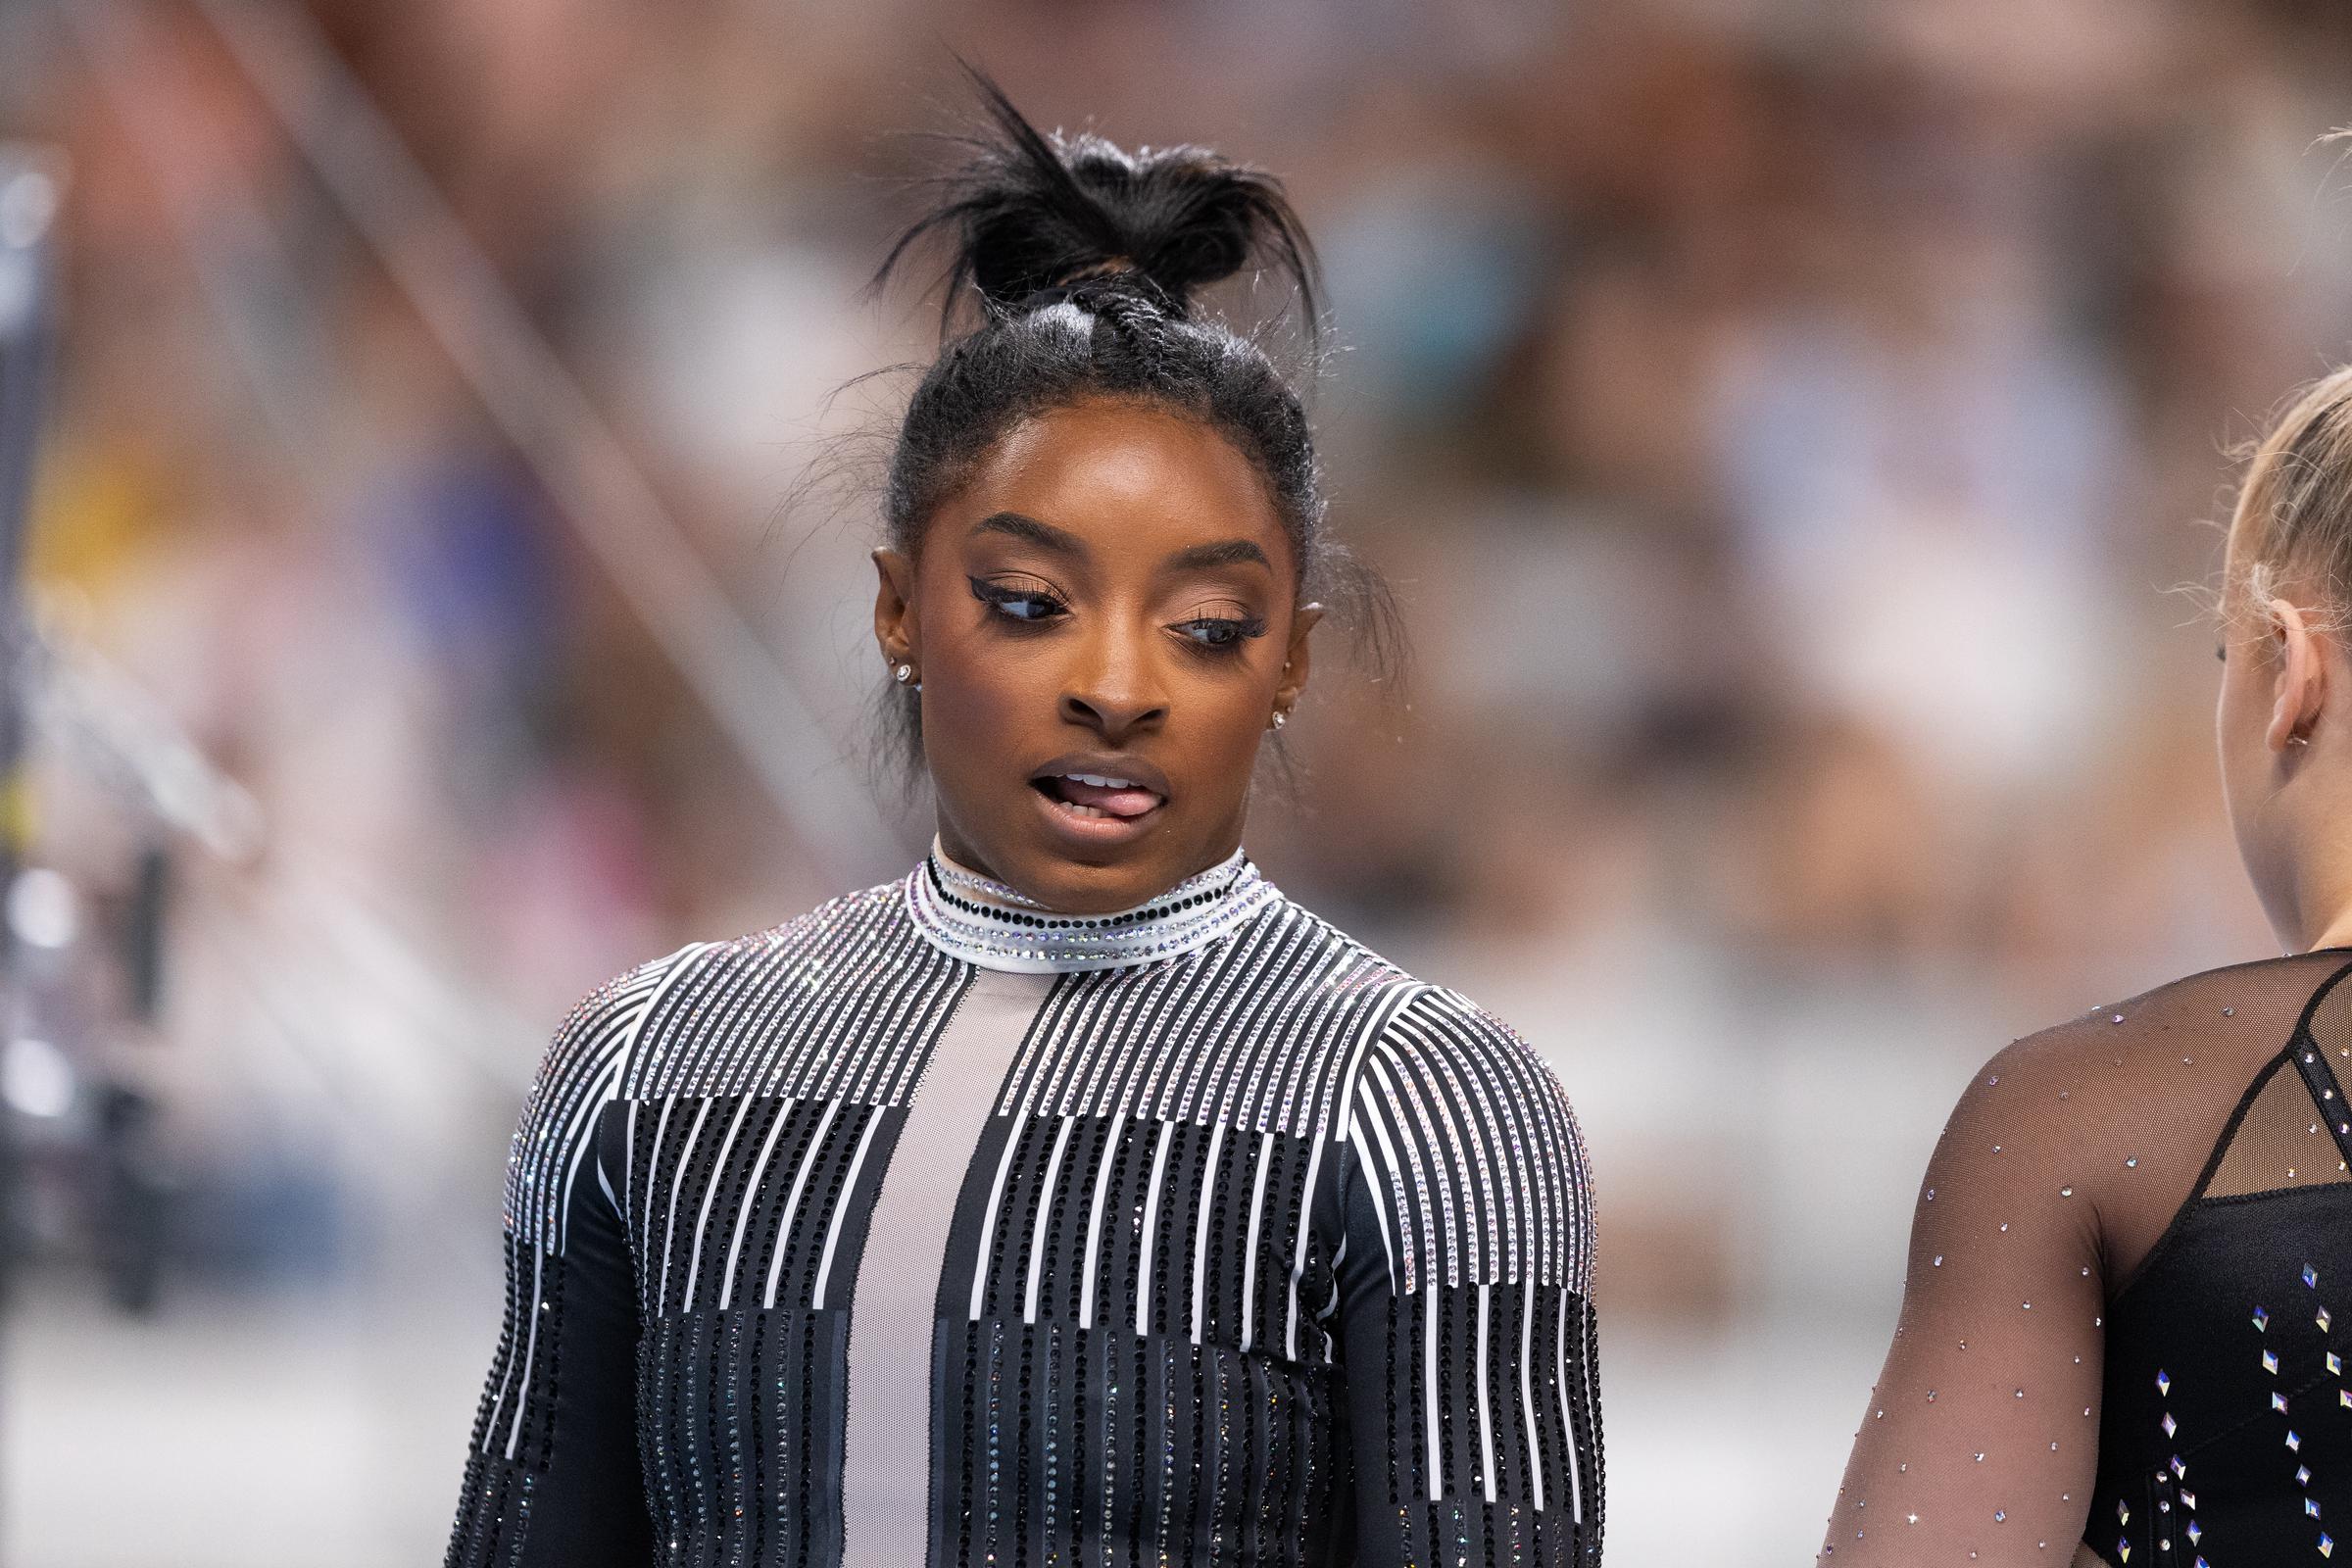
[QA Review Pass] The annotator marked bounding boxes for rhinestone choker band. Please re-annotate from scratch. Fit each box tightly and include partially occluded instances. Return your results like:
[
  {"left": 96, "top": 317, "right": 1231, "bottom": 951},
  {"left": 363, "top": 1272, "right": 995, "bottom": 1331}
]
[{"left": 904, "top": 839, "right": 1277, "bottom": 973}]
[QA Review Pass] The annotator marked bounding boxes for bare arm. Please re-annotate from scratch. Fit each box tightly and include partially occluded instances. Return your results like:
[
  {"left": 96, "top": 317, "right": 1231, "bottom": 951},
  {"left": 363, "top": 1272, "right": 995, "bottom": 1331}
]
[{"left": 1823, "top": 1039, "right": 2106, "bottom": 1563}]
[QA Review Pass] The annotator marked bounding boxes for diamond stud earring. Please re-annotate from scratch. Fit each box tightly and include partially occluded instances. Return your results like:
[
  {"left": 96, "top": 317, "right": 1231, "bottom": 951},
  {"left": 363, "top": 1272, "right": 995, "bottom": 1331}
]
[
  {"left": 893, "top": 663, "right": 914, "bottom": 684},
  {"left": 1269, "top": 710, "right": 1288, "bottom": 731}
]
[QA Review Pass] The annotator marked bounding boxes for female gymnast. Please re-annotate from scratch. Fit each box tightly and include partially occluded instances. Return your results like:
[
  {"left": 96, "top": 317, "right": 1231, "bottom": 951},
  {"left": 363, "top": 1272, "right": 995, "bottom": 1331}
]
[
  {"left": 1827, "top": 368, "right": 2352, "bottom": 1562},
  {"left": 446, "top": 77, "right": 1603, "bottom": 1568}
]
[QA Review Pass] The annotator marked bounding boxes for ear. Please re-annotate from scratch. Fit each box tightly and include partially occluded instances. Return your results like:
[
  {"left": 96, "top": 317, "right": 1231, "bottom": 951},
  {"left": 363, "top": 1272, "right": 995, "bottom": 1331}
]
[
  {"left": 1275, "top": 601, "right": 1325, "bottom": 714},
  {"left": 2265, "top": 596, "right": 2328, "bottom": 753},
  {"left": 873, "top": 547, "right": 919, "bottom": 670}
]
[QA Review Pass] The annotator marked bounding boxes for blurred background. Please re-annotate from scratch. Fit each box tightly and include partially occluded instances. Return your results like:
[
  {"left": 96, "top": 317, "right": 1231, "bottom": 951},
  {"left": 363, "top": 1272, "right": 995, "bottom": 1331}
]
[{"left": 0, "top": 0, "right": 2347, "bottom": 1561}]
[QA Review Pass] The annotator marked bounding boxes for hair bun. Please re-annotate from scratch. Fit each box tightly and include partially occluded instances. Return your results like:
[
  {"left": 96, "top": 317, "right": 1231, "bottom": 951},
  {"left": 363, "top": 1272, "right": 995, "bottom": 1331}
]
[{"left": 880, "top": 66, "right": 1318, "bottom": 337}]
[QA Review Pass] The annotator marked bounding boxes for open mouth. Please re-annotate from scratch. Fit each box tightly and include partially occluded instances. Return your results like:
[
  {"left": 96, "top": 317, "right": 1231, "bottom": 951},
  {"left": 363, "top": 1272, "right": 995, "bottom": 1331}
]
[{"left": 1031, "top": 771, "right": 1167, "bottom": 823}]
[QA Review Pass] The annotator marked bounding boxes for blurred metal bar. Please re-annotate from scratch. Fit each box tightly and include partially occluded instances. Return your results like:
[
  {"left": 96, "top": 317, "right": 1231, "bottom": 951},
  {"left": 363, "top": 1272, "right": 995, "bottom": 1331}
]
[{"left": 176, "top": 0, "right": 905, "bottom": 890}]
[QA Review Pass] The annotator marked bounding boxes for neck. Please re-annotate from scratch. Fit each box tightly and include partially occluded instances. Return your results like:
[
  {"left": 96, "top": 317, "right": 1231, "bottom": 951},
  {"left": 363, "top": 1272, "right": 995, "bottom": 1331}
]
[
  {"left": 2308, "top": 905, "right": 2352, "bottom": 953},
  {"left": 2276, "top": 839, "right": 2352, "bottom": 953}
]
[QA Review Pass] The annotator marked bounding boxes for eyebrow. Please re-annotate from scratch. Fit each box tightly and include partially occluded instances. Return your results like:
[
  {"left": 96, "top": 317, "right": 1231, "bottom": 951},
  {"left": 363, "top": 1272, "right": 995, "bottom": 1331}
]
[
  {"left": 1166, "top": 539, "right": 1272, "bottom": 572},
  {"left": 972, "top": 512, "right": 1271, "bottom": 574},
  {"left": 973, "top": 512, "right": 1086, "bottom": 557}
]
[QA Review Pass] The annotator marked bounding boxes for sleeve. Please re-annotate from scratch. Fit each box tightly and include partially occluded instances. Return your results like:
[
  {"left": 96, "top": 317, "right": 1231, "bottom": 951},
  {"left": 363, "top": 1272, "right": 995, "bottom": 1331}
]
[
  {"left": 1328, "top": 986, "right": 1603, "bottom": 1568},
  {"left": 445, "top": 947, "right": 691, "bottom": 1568},
  {"left": 1819, "top": 1035, "right": 2104, "bottom": 1563}
]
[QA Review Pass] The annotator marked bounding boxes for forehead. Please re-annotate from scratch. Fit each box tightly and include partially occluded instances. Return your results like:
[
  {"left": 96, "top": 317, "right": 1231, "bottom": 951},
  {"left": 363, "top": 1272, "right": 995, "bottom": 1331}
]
[{"left": 952, "top": 399, "right": 1292, "bottom": 567}]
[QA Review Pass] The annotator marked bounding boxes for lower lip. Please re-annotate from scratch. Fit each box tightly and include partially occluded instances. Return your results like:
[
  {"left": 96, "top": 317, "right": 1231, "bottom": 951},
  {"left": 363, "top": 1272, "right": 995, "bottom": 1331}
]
[{"left": 1028, "top": 785, "right": 1164, "bottom": 848}]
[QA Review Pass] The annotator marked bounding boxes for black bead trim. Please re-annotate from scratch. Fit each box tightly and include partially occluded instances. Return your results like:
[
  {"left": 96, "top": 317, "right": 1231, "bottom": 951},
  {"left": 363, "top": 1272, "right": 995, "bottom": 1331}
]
[{"left": 922, "top": 857, "right": 1245, "bottom": 932}]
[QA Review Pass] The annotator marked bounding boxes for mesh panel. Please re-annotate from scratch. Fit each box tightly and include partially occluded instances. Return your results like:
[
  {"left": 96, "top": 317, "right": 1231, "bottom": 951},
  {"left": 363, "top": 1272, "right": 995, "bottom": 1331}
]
[{"left": 2204, "top": 1058, "right": 2352, "bottom": 1198}]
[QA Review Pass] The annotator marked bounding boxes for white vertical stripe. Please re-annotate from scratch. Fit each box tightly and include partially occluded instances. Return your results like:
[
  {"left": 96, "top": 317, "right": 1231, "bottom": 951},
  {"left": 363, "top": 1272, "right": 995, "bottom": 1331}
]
[
  {"left": 1353, "top": 1091, "right": 1406, "bottom": 1294},
  {"left": 657, "top": 1099, "right": 714, "bottom": 1313},
  {"left": 1135, "top": 1120, "right": 1176, "bottom": 1339},
  {"left": 967, "top": 1107, "right": 1031, "bottom": 1321},
  {"left": 715, "top": 1100, "right": 793, "bottom": 1311},
  {"left": 1364, "top": 1054, "right": 1443, "bottom": 1290},
  {"left": 503, "top": 1246, "right": 545, "bottom": 1461},
  {"left": 555, "top": 1051, "right": 628, "bottom": 1253},
  {"left": 1189, "top": 1120, "right": 1226, "bottom": 1346},
  {"left": 1557, "top": 1286, "right": 1582, "bottom": 1522},
  {"left": 1475, "top": 1282, "right": 1496, "bottom": 1503},
  {"left": 479, "top": 1271, "right": 520, "bottom": 1450},
  {"left": 639, "top": 1096, "right": 676, "bottom": 1262},
  {"left": 811, "top": 1111, "right": 883, "bottom": 1308},
  {"left": 1077, "top": 1108, "right": 1126, "bottom": 1327},
  {"left": 1023, "top": 1117, "right": 1078, "bottom": 1324},
  {"left": 622, "top": 1098, "right": 638, "bottom": 1221},
  {"left": 1333, "top": 981, "right": 1427, "bottom": 1145},
  {"left": 594, "top": 1147, "right": 618, "bottom": 1217},
  {"left": 1284, "top": 1129, "right": 1326, "bottom": 1359},
  {"left": 760, "top": 1099, "right": 841, "bottom": 1309},
  {"left": 679, "top": 1095, "right": 756, "bottom": 1310},
  {"left": 1238, "top": 1131, "right": 1273, "bottom": 1353},
  {"left": 1424, "top": 1284, "right": 1443, "bottom": 1501},
  {"left": 1520, "top": 1275, "right": 1545, "bottom": 1513}
]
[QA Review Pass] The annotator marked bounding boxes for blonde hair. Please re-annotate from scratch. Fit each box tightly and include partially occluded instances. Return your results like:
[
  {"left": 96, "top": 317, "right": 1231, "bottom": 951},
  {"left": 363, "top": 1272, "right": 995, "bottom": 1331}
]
[{"left": 2227, "top": 366, "right": 2352, "bottom": 637}]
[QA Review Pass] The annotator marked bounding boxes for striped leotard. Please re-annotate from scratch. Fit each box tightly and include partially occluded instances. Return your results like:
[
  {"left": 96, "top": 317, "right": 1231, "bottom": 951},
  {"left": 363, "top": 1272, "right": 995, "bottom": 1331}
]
[{"left": 446, "top": 846, "right": 1604, "bottom": 1566}]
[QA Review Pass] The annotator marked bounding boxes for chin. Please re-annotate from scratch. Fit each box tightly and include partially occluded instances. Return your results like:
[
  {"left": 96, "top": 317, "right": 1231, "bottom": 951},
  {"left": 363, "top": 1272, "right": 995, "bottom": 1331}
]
[{"left": 1007, "top": 845, "right": 1177, "bottom": 914}]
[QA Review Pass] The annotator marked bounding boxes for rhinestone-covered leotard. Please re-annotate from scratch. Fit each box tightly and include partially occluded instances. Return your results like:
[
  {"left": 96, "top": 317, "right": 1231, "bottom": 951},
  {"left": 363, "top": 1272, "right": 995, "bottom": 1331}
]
[
  {"left": 1825, "top": 950, "right": 2352, "bottom": 1565},
  {"left": 446, "top": 847, "right": 1604, "bottom": 1567}
]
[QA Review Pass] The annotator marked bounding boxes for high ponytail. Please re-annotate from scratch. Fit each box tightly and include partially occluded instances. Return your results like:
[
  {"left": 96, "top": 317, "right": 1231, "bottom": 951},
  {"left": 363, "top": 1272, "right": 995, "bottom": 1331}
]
[{"left": 871, "top": 69, "right": 1398, "bottom": 766}]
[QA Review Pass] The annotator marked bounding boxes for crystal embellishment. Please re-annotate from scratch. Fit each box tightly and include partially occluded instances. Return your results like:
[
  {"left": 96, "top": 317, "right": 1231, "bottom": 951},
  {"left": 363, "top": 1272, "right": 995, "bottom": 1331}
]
[{"left": 906, "top": 841, "right": 1276, "bottom": 973}]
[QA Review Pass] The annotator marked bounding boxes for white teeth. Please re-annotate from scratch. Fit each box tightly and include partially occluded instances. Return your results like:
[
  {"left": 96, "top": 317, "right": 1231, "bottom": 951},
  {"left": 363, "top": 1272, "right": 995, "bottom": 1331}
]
[{"left": 1064, "top": 772, "right": 1141, "bottom": 790}]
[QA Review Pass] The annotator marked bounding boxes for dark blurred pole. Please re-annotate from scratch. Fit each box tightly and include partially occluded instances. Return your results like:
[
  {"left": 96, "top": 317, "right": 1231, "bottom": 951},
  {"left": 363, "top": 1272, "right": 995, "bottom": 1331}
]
[{"left": 0, "top": 146, "right": 62, "bottom": 1568}]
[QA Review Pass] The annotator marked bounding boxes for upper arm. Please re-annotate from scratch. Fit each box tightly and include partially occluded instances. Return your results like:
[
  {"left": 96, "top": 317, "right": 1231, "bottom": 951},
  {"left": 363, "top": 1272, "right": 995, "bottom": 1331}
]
[
  {"left": 1822, "top": 1035, "right": 2106, "bottom": 1562},
  {"left": 1332, "top": 986, "right": 1603, "bottom": 1566},
  {"left": 448, "top": 945, "right": 695, "bottom": 1568}
]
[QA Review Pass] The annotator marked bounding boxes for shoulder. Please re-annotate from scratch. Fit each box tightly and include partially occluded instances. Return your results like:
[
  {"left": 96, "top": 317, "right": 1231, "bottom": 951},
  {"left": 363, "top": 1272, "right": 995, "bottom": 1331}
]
[
  {"left": 673, "top": 879, "right": 914, "bottom": 980},
  {"left": 1360, "top": 981, "right": 1592, "bottom": 1179},
  {"left": 1916, "top": 951, "right": 2352, "bottom": 1254},
  {"left": 505, "top": 939, "right": 703, "bottom": 1247},
  {"left": 1964, "top": 949, "right": 2352, "bottom": 1122},
  {"left": 1283, "top": 900, "right": 1595, "bottom": 1293},
  {"left": 1256, "top": 891, "right": 1581, "bottom": 1125}
]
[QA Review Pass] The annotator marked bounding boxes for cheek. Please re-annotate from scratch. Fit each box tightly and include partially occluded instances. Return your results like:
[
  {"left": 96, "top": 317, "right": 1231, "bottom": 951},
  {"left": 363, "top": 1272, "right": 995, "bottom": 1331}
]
[{"left": 919, "top": 643, "right": 1042, "bottom": 775}]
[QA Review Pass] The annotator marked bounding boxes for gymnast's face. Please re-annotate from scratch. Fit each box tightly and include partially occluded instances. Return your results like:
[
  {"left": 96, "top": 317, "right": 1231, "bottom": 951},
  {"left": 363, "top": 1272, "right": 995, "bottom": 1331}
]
[{"left": 872, "top": 398, "right": 1320, "bottom": 914}]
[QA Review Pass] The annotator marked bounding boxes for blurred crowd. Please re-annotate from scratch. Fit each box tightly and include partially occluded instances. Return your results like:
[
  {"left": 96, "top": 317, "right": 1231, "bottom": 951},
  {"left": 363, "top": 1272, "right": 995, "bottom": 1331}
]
[{"left": 6, "top": 0, "right": 2352, "bottom": 1560}]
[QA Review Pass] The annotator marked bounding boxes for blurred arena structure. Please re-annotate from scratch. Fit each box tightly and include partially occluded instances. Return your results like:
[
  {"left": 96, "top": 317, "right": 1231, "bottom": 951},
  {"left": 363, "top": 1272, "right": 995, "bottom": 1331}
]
[{"left": 3, "top": 0, "right": 2352, "bottom": 1563}]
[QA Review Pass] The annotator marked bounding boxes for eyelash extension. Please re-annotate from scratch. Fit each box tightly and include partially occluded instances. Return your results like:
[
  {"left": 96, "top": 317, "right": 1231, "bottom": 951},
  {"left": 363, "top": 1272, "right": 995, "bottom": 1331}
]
[
  {"left": 968, "top": 575, "right": 1070, "bottom": 625},
  {"left": 1173, "top": 614, "right": 1268, "bottom": 654}
]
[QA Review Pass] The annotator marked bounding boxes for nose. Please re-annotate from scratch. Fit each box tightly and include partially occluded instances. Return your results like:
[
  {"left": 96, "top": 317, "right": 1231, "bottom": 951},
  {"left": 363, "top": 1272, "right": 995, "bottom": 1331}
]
[{"left": 1059, "top": 628, "right": 1169, "bottom": 743}]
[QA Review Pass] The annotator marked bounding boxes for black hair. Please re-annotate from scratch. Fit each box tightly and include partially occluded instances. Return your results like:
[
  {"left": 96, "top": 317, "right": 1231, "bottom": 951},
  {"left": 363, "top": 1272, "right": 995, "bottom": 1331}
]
[{"left": 870, "top": 70, "right": 1400, "bottom": 771}]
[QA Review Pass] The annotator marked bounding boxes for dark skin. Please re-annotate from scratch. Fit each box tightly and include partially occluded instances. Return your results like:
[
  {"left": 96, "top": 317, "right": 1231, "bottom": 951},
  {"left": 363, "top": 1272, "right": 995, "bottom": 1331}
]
[{"left": 872, "top": 397, "right": 1322, "bottom": 915}]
